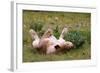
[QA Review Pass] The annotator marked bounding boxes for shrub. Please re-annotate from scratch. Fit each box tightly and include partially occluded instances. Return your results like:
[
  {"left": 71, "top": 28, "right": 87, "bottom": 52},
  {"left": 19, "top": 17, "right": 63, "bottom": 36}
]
[
  {"left": 30, "top": 21, "right": 44, "bottom": 32},
  {"left": 79, "top": 31, "right": 91, "bottom": 44},
  {"left": 53, "top": 25, "right": 60, "bottom": 39},
  {"left": 64, "top": 31, "right": 85, "bottom": 48},
  {"left": 30, "top": 21, "right": 44, "bottom": 37}
]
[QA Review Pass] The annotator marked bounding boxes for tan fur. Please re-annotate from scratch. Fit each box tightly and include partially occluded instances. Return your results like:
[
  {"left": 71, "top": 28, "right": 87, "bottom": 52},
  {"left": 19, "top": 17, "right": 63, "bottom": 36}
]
[{"left": 29, "top": 28, "right": 74, "bottom": 54}]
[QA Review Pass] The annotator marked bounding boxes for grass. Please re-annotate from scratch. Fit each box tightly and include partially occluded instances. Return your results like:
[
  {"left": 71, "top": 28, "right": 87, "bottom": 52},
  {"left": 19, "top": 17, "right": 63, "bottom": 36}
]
[
  {"left": 23, "top": 42, "right": 90, "bottom": 62},
  {"left": 23, "top": 10, "right": 91, "bottom": 62}
]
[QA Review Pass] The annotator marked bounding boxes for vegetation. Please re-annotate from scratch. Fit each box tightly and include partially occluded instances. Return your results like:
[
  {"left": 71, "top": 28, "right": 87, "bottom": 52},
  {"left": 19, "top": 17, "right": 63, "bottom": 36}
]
[{"left": 23, "top": 10, "right": 91, "bottom": 62}]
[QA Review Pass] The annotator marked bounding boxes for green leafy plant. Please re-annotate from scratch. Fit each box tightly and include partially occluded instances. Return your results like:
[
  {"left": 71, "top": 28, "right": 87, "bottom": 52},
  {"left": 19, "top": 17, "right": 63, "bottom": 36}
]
[
  {"left": 53, "top": 25, "right": 60, "bottom": 39},
  {"left": 30, "top": 21, "right": 44, "bottom": 32},
  {"left": 64, "top": 31, "right": 85, "bottom": 48},
  {"left": 30, "top": 21, "right": 44, "bottom": 37}
]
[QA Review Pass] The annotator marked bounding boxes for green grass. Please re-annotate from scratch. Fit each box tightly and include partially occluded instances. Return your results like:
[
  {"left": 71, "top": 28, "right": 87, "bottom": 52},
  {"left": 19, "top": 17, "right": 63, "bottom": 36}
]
[
  {"left": 23, "top": 42, "right": 90, "bottom": 62},
  {"left": 23, "top": 10, "right": 91, "bottom": 62}
]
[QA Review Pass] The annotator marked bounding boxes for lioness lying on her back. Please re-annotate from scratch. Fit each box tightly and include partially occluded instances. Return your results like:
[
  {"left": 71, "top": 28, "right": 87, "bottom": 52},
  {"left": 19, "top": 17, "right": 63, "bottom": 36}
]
[{"left": 29, "top": 28, "right": 74, "bottom": 54}]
